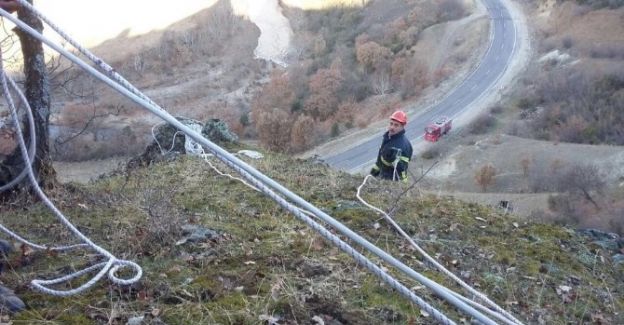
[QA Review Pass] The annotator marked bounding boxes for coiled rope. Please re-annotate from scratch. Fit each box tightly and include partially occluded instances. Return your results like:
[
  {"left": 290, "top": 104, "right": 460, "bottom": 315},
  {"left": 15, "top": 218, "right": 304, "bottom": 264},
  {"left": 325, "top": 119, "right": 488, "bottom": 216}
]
[
  {"left": 0, "top": 46, "right": 142, "bottom": 296},
  {"left": 0, "top": 74, "right": 35, "bottom": 193},
  {"left": 0, "top": 4, "right": 505, "bottom": 323}
]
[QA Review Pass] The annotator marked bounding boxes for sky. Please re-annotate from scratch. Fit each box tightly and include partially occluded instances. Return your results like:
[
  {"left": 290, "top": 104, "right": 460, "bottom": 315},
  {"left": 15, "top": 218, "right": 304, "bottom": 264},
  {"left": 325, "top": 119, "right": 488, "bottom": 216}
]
[{"left": 34, "top": 0, "right": 219, "bottom": 47}]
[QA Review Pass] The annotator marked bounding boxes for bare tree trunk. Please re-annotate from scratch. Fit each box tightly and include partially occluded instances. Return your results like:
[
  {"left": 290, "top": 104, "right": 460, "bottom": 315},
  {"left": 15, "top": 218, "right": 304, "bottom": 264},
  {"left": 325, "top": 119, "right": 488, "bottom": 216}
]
[{"left": 1, "top": 0, "right": 55, "bottom": 195}]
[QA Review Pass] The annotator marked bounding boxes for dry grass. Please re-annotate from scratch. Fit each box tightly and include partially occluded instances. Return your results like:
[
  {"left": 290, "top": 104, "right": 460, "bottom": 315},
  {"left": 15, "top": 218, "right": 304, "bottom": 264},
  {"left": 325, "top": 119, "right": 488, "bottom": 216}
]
[{"left": 1, "top": 151, "right": 622, "bottom": 323}]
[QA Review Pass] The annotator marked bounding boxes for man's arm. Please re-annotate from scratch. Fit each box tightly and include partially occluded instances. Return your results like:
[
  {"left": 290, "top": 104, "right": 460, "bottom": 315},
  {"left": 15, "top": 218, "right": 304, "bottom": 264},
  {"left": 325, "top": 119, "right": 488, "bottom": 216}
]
[
  {"left": 395, "top": 143, "right": 412, "bottom": 182},
  {"left": 395, "top": 157, "right": 410, "bottom": 182}
]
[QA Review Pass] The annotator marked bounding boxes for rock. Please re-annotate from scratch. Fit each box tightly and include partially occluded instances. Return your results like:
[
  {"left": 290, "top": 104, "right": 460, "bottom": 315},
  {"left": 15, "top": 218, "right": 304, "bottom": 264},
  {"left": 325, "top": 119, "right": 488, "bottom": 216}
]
[
  {"left": 0, "top": 285, "right": 25, "bottom": 313},
  {"left": 592, "top": 240, "right": 620, "bottom": 252},
  {"left": 299, "top": 259, "right": 330, "bottom": 277},
  {"left": 331, "top": 200, "right": 366, "bottom": 212},
  {"left": 578, "top": 228, "right": 622, "bottom": 255},
  {"left": 202, "top": 119, "right": 238, "bottom": 143},
  {"left": 126, "top": 316, "right": 144, "bottom": 325},
  {"left": 0, "top": 239, "right": 12, "bottom": 256},
  {"left": 577, "top": 228, "right": 618, "bottom": 242},
  {"left": 129, "top": 118, "right": 238, "bottom": 168},
  {"left": 177, "top": 225, "right": 220, "bottom": 244},
  {"left": 237, "top": 150, "right": 263, "bottom": 159},
  {"left": 376, "top": 307, "right": 404, "bottom": 322}
]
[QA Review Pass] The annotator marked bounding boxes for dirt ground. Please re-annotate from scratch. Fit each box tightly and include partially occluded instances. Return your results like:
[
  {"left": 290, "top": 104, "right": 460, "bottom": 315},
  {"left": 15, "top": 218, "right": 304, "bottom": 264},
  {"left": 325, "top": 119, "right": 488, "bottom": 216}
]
[
  {"left": 54, "top": 156, "right": 129, "bottom": 184},
  {"left": 417, "top": 133, "right": 624, "bottom": 216}
]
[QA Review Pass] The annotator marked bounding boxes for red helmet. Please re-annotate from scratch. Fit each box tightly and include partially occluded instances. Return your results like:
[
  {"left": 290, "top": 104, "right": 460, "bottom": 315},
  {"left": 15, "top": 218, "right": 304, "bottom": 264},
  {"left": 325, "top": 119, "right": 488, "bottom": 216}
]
[{"left": 390, "top": 110, "right": 407, "bottom": 125}]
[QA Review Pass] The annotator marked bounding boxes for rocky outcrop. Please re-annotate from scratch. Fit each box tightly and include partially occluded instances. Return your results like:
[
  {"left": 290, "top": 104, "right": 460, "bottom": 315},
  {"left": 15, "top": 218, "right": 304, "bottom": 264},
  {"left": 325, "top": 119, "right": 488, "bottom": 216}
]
[{"left": 127, "top": 118, "right": 238, "bottom": 169}]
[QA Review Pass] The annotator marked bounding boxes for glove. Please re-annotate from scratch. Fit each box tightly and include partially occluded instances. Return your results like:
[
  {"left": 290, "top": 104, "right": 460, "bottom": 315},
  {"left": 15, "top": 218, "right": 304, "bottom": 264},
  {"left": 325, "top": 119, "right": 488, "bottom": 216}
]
[{"left": 370, "top": 167, "right": 380, "bottom": 177}]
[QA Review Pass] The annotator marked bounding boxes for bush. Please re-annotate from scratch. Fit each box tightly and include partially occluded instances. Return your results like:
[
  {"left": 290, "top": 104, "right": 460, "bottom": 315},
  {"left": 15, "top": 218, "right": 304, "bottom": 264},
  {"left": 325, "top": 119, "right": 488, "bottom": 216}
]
[
  {"left": 330, "top": 123, "right": 341, "bottom": 138},
  {"left": 516, "top": 97, "right": 534, "bottom": 110},
  {"left": 420, "top": 141, "right": 451, "bottom": 160},
  {"left": 524, "top": 69, "right": 624, "bottom": 145},
  {"left": 489, "top": 105, "right": 504, "bottom": 115},
  {"left": 420, "top": 147, "right": 439, "bottom": 160},
  {"left": 562, "top": 36, "right": 574, "bottom": 49},
  {"left": 474, "top": 164, "right": 496, "bottom": 192},
  {"left": 468, "top": 114, "right": 496, "bottom": 135}
]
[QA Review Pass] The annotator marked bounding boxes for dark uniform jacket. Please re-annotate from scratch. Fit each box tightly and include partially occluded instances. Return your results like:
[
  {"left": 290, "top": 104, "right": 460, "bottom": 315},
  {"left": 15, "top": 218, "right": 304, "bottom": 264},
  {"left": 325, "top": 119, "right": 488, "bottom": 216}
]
[{"left": 370, "top": 129, "right": 413, "bottom": 182}]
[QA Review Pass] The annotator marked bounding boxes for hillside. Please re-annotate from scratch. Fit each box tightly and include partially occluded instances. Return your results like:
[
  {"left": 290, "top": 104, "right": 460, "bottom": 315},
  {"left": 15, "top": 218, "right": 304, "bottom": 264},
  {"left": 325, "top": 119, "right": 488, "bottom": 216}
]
[
  {"left": 35, "top": 0, "right": 486, "bottom": 161},
  {"left": 1, "top": 149, "right": 623, "bottom": 323},
  {"left": 1, "top": 0, "right": 624, "bottom": 322}
]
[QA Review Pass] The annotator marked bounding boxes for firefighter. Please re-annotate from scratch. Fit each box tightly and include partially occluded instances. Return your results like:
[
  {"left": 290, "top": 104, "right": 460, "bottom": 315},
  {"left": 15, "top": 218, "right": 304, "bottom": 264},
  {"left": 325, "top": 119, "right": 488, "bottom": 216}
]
[{"left": 370, "top": 110, "right": 413, "bottom": 182}]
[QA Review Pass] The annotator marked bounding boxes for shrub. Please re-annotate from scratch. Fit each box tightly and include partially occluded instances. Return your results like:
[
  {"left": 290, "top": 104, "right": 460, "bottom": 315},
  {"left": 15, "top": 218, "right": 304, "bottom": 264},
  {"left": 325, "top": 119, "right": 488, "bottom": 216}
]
[
  {"left": 420, "top": 147, "right": 439, "bottom": 160},
  {"left": 516, "top": 97, "right": 534, "bottom": 110},
  {"left": 290, "top": 114, "right": 316, "bottom": 152},
  {"left": 527, "top": 70, "right": 624, "bottom": 145},
  {"left": 436, "top": 0, "right": 466, "bottom": 21},
  {"left": 355, "top": 41, "right": 392, "bottom": 72},
  {"left": 468, "top": 114, "right": 496, "bottom": 135},
  {"left": 330, "top": 123, "right": 341, "bottom": 138},
  {"left": 254, "top": 107, "right": 292, "bottom": 151},
  {"left": 489, "top": 105, "right": 504, "bottom": 115},
  {"left": 474, "top": 164, "right": 496, "bottom": 192}
]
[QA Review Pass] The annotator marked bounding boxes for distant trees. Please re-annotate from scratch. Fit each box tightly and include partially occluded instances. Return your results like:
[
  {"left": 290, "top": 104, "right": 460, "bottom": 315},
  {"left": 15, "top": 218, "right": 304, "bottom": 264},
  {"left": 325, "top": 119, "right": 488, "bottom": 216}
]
[
  {"left": 558, "top": 163, "right": 605, "bottom": 209},
  {"left": 521, "top": 68, "right": 624, "bottom": 145},
  {"left": 304, "top": 67, "right": 344, "bottom": 121},
  {"left": 468, "top": 114, "right": 497, "bottom": 135},
  {"left": 355, "top": 41, "right": 391, "bottom": 72},
  {"left": 436, "top": 0, "right": 466, "bottom": 21},
  {"left": 391, "top": 57, "right": 428, "bottom": 99},
  {"left": 254, "top": 107, "right": 292, "bottom": 151},
  {"left": 290, "top": 114, "right": 315, "bottom": 152},
  {"left": 251, "top": 71, "right": 296, "bottom": 151},
  {"left": 249, "top": 0, "right": 475, "bottom": 153},
  {"left": 540, "top": 162, "right": 613, "bottom": 231},
  {"left": 474, "top": 164, "right": 496, "bottom": 192}
]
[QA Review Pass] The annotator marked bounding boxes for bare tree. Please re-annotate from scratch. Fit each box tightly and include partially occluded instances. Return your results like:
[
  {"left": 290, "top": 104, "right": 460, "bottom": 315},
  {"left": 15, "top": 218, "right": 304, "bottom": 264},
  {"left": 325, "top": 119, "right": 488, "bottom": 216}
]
[
  {"left": 558, "top": 163, "right": 604, "bottom": 209},
  {"left": 520, "top": 156, "right": 531, "bottom": 178},
  {"left": 474, "top": 164, "right": 496, "bottom": 192},
  {"left": 371, "top": 69, "right": 391, "bottom": 95}
]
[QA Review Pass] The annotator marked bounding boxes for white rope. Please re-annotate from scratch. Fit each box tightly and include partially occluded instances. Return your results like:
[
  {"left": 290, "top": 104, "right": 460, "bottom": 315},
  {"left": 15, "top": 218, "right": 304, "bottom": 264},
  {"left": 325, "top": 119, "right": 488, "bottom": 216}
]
[
  {"left": 196, "top": 149, "right": 458, "bottom": 324},
  {"left": 357, "top": 175, "right": 524, "bottom": 325},
  {"left": 151, "top": 123, "right": 183, "bottom": 155},
  {"left": 0, "top": 74, "right": 36, "bottom": 192},
  {"left": 0, "top": 23, "right": 142, "bottom": 297},
  {"left": 146, "top": 122, "right": 455, "bottom": 322},
  {"left": 2, "top": 5, "right": 500, "bottom": 323},
  {"left": 150, "top": 119, "right": 261, "bottom": 192}
]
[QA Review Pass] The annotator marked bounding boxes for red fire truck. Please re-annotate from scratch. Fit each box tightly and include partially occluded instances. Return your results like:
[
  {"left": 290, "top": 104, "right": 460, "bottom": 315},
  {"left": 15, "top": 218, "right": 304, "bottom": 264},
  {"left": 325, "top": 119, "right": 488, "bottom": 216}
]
[{"left": 424, "top": 116, "right": 452, "bottom": 142}]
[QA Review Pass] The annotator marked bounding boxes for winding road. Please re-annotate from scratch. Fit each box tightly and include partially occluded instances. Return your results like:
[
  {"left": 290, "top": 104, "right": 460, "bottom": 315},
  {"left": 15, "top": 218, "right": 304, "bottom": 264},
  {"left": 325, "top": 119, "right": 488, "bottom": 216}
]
[{"left": 322, "top": 0, "right": 520, "bottom": 173}]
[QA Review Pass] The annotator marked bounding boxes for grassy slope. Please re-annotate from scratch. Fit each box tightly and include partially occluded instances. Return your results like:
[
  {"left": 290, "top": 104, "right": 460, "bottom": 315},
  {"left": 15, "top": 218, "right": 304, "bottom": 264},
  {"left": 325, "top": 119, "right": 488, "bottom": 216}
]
[{"left": 1, "top": 148, "right": 622, "bottom": 324}]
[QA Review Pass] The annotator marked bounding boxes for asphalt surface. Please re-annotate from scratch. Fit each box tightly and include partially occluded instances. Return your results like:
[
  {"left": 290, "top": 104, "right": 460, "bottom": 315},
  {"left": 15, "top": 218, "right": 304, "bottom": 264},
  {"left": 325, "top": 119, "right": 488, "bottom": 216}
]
[{"left": 322, "top": 0, "right": 518, "bottom": 173}]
